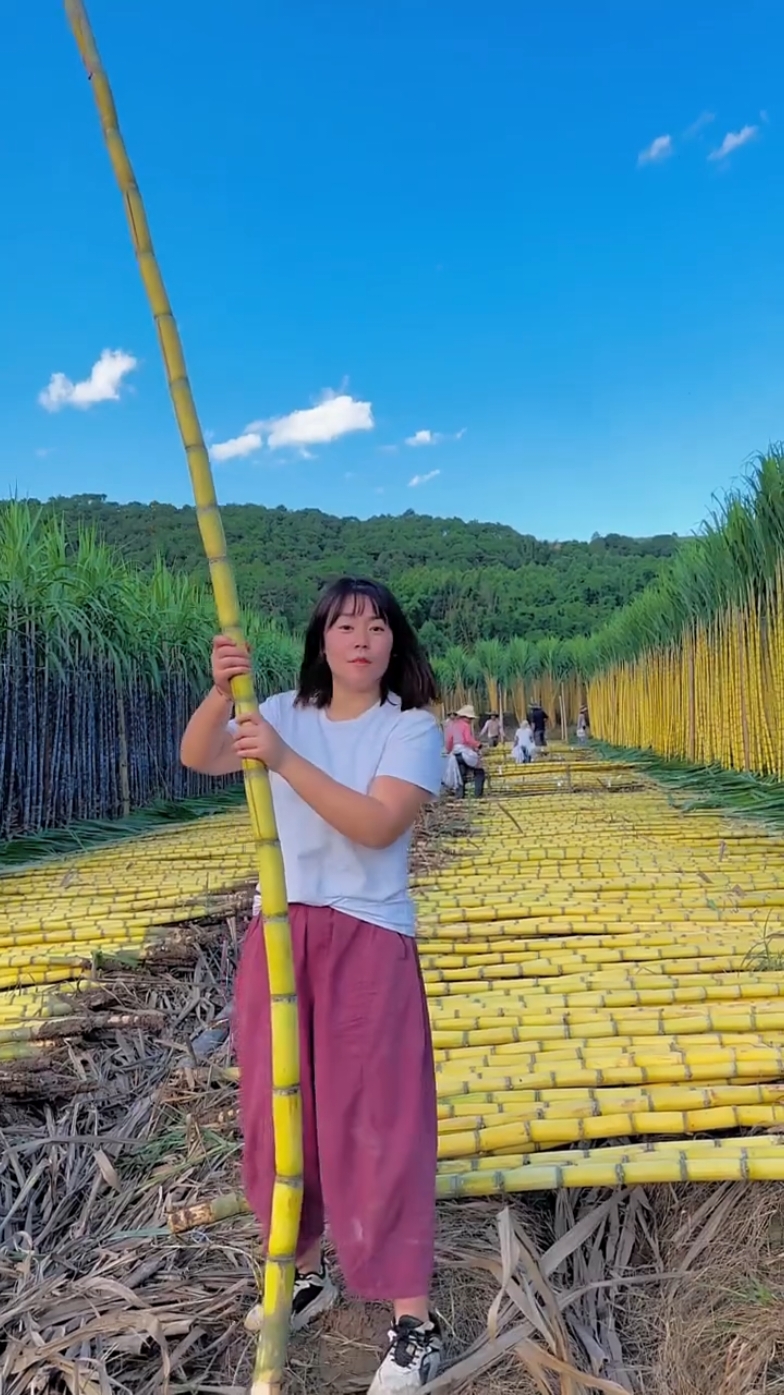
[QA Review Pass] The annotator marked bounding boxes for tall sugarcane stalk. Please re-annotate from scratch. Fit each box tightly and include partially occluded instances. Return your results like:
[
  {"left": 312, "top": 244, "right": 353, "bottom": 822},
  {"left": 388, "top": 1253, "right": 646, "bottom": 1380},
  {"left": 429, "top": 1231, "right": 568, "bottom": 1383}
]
[{"left": 62, "top": 5, "right": 302, "bottom": 1389}]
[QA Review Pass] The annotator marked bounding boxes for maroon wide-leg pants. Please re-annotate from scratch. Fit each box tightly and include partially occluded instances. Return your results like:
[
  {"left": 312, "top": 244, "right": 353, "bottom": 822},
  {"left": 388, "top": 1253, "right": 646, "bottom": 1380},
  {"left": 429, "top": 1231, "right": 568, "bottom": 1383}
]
[{"left": 234, "top": 904, "right": 438, "bottom": 1301}]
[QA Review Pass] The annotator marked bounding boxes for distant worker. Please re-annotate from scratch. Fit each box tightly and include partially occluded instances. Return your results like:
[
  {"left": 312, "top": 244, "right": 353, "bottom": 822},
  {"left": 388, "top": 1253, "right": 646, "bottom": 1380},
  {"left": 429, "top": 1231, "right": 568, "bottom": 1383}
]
[
  {"left": 527, "top": 703, "right": 549, "bottom": 749},
  {"left": 445, "top": 703, "right": 486, "bottom": 797},
  {"left": 512, "top": 719, "right": 535, "bottom": 764},
  {"left": 440, "top": 712, "right": 461, "bottom": 793},
  {"left": 576, "top": 705, "right": 590, "bottom": 742},
  {"left": 480, "top": 712, "right": 502, "bottom": 747}
]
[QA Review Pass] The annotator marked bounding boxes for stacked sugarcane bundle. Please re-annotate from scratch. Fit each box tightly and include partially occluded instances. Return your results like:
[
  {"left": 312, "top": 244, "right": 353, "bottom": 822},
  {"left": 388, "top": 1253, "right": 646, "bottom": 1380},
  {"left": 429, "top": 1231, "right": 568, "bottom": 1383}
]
[
  {"left": 414, "top": 781, "right": 784, "bottom": 1192},
  {"left": 166, "top": 758, "right": 784, "bottom": 1236},
  {"left": 483, "top": 745, "right": 644, "bottom": 795},
  {"left": 0, "top": 810, "right": 262, "bottom": 1062},
  {"left": 7, "top": 750, "right": 784, "bottom": 1196}
]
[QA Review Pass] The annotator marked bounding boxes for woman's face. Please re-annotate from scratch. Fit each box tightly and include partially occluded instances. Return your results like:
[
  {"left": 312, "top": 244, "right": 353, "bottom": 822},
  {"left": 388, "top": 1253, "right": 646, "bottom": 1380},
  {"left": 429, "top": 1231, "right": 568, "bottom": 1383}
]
[{"left": 323, "top": 596, "right": 394, "bottom": 694}]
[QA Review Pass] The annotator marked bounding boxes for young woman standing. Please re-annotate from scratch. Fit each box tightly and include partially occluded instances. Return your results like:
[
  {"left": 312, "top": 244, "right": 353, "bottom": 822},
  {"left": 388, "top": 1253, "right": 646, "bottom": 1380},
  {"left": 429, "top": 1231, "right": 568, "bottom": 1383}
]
[{"left": 181, "top": 578, "right": 444, "bottom": 1393}]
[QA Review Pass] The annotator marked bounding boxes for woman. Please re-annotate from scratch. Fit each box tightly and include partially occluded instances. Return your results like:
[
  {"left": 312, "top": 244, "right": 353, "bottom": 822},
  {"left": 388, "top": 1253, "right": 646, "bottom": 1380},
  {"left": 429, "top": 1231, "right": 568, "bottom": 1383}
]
[
  {"left": 180, "top": 578, "right": 444, "bottom": 1394},
  {"left": 444, "top": 703, "right": 485, "bottom": 798},
  {"left": 512, "top": 718, "right": 535, "bottom": 764}
]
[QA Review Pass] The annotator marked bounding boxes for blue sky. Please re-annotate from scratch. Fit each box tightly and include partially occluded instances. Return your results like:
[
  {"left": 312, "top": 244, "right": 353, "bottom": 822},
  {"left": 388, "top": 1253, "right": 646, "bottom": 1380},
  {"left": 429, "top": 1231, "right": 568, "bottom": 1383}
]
[{"left": 2, "top": 0, "right": 782, "bottom": 541}]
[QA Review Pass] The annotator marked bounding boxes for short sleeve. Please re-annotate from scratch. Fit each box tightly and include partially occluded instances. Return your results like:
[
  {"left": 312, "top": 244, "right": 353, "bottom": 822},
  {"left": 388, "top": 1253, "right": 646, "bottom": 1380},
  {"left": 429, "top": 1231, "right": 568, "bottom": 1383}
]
[
  {"left": 375, "top": 710, "right": 443, "bottom": 796},
  {"left": 259, "top": 693, "right": 284, "bottom": 729},
  {"left": 227, "top": 691, "right": 284, "bottom": 736}
]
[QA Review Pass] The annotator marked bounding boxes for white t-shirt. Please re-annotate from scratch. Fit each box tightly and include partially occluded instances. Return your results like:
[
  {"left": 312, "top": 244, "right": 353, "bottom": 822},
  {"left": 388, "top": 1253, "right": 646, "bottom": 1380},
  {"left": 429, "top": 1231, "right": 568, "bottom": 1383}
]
[{"left": 230, "top": 692, "right": 443, "bottom": 937}]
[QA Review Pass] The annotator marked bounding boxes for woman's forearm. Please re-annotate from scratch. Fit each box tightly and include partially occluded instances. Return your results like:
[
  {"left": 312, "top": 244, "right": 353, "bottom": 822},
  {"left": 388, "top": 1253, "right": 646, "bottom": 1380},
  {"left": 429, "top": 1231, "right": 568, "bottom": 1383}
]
[
  {"left": 277, "top": 747, "right": 416, "bottom": 849},
  {"left": 180, "top": 686, "right": 241, "bottom": 775}
]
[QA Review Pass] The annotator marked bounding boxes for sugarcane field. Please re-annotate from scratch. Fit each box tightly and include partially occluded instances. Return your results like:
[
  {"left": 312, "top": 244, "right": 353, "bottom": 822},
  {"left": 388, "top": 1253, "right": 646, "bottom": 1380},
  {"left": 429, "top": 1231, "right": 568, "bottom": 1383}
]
[{"left": 3, "top": 4, "right": 784, "bottom": 1395}]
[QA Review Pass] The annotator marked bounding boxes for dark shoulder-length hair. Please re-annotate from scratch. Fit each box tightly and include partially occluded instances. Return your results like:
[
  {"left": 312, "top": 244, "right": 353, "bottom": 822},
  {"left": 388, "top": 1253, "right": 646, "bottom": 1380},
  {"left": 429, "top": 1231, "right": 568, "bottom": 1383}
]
[{"left": 296, "top": 576, "right": 438, "bottom": 711}]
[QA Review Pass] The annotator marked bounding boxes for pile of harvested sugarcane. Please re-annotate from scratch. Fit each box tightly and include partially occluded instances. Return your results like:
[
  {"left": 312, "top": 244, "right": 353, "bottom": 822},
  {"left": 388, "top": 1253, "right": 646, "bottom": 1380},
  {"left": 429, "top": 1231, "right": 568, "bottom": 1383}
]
[{"left": 6, "top": 758, "right": 784, "bottom": 1194}]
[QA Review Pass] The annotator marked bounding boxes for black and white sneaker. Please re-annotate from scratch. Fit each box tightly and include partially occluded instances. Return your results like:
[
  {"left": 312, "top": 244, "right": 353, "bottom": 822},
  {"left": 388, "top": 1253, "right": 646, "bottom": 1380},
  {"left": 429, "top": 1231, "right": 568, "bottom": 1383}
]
[
  {"left": 367, "top": 1315, "right": 443, "bottom": 1392},
  {"left": 244, "top": 1262, "right": 337, "bottom": 1334}
]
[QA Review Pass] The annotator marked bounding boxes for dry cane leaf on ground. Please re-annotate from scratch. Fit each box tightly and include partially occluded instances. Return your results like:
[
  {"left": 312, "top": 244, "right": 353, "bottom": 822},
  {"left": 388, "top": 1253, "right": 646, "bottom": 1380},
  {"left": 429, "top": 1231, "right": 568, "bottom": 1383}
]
[{"left": 4, "top": 934, "right": 784, "bottom": 1395}]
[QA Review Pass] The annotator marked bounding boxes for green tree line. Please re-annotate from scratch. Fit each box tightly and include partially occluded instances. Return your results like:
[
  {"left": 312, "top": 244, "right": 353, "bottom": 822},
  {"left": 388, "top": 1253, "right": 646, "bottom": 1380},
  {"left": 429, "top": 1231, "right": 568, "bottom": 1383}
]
[{"left": 27, "top": 494, "right": 680, "bottom": 648}]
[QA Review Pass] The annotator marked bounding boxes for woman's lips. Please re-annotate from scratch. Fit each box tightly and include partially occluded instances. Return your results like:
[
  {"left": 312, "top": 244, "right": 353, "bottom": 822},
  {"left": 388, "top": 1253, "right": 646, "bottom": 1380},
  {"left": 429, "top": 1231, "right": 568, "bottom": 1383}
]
[{"left": 350, "top": 658, "right": 371, "bottom": 665}]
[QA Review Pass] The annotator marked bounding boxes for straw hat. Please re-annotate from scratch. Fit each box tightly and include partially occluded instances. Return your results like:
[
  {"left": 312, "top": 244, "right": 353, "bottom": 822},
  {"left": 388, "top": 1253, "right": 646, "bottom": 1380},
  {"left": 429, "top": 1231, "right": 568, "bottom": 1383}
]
[{"left": 457, "top": 704, "right": 477, "bottom": 719}]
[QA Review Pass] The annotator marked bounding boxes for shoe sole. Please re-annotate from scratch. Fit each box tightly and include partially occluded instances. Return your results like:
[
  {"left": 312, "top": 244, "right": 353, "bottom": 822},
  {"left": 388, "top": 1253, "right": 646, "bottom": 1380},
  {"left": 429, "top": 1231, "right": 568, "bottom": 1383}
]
[
  {"left": 244, "top": 1280, "right": 338, "bottom": 1336},
  {"left": 366, "top": 1350, "right": 441, "bottom": 1393}
]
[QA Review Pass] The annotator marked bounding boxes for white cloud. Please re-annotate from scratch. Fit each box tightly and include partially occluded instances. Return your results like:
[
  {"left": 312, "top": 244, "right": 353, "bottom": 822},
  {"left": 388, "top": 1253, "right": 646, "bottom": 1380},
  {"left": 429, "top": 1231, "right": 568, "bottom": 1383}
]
[
  {"left": 405, "top": 427, "right": 466, "bottom": 447},
  {"left": 684, "top": 111, "right": 715, "bottom": 139},
  {"left": 35, "top": 447, "right": 54, "bottom": 459},
  {"left": 406, "top": 429, "right": 442, "bottom": 447},
  {"left": 249, "top": 390, "right": 374, "bottom": 450},
  {"left": 409, "top": 469, "right": 441, "bottom": 487},
  {"left": 709, "top": 125, "right": 758, "bottom": 161},
  {"left": 637, "top": 134, "right": 673, "bottom": 166},
  {"left": 210, "top": 432, "right": 262, "bottom": 463},
  {"left": 38, "top": 349, "right": 138, "bottom": 412}
]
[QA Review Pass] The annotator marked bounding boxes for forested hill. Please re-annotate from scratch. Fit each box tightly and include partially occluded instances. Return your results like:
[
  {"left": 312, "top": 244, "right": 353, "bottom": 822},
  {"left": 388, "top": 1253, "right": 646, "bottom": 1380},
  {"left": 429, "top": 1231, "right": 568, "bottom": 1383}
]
[{"left": 34, "top": 494, "right": 681, "bottom": 650}]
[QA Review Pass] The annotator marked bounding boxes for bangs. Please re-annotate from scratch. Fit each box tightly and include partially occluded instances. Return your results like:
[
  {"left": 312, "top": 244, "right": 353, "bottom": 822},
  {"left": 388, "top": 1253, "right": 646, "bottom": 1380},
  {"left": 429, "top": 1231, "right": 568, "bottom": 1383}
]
[{"left": 322, "top": 578, "right": 390, "bottom": 629}]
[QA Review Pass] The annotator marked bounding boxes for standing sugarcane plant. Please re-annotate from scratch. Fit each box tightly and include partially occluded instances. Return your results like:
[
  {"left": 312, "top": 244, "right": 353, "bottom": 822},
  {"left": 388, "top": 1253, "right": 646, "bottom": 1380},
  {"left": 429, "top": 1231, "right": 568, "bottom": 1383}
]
[
  {"left": 585, "top": 448, "right": 784, "bottom": 775},
  {"left": 504, "top": 637, "right": 540, "bottom": 724},
  {"left": 474, "top": 638, "right": 506, "bottom": 739},
  {"left": 62, "top": 5, "right": 302, "bottom": 1391}
]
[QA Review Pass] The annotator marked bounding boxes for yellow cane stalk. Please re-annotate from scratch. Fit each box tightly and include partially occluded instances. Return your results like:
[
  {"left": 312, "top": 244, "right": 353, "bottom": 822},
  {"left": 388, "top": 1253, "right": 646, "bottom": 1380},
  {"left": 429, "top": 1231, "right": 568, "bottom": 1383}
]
[{"left": 62, "top": 5, "right": 302, "bottom": 1389}]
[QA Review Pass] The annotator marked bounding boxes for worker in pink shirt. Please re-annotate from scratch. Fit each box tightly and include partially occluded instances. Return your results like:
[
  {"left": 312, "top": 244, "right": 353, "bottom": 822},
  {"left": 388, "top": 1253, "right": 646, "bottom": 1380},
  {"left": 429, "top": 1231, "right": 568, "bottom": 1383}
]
[{"left": 444, "top": 704, "right": 485, "bottom": 797}]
